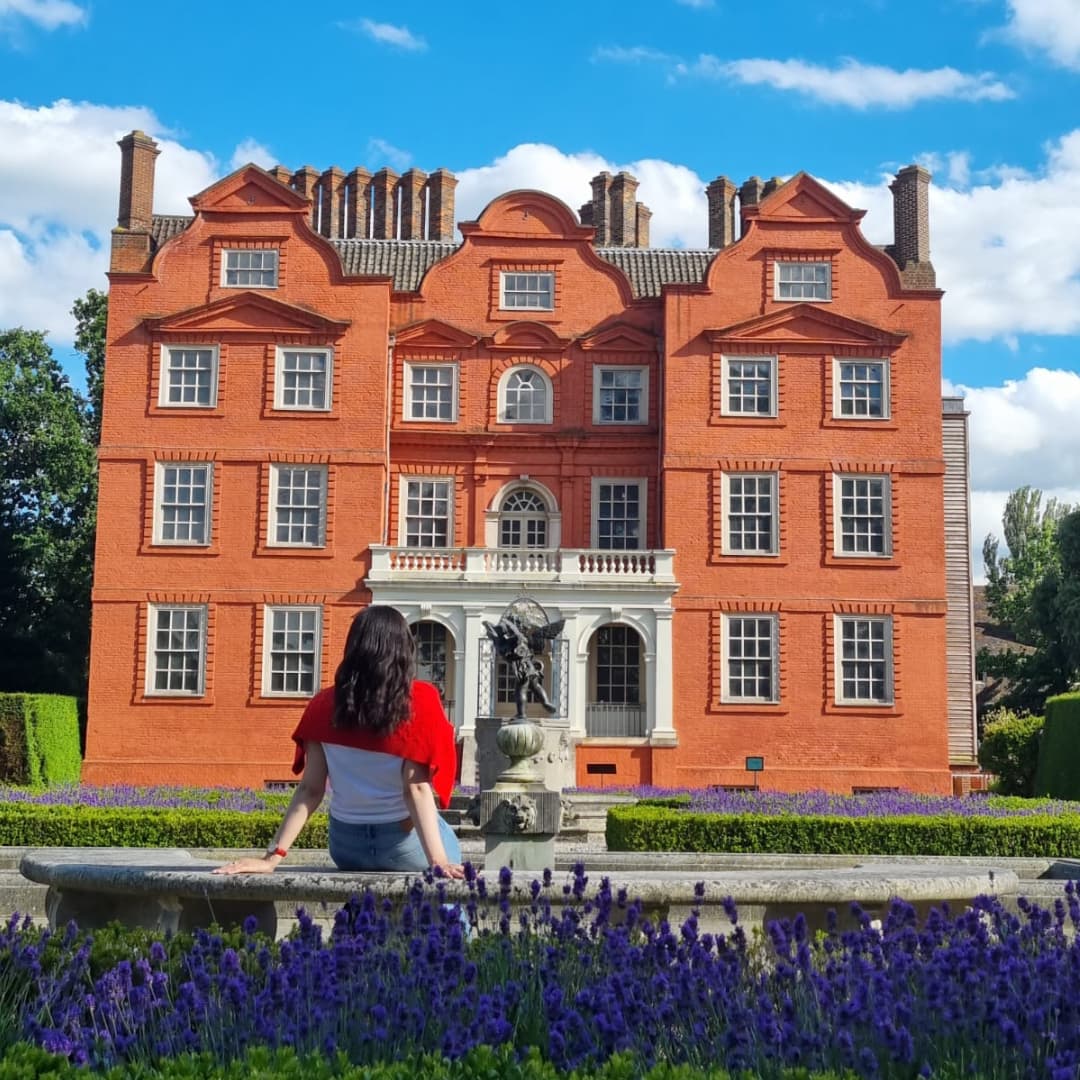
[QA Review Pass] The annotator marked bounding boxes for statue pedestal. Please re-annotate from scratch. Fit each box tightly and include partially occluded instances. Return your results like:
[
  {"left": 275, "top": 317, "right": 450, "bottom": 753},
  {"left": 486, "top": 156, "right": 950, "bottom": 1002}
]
[
  {"left": 479, "top": 785, "right": 562, "bottom": 872},
  {"left": 475, "top": 716, "right": 575, "bottom": 792}
]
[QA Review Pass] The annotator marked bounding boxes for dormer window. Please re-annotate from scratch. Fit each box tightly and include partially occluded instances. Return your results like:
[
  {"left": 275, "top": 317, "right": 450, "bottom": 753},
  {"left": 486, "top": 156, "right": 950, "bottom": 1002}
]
[
  {"left": 223, "top": 249, "right": 278, "bottom": 288},
  {"left": 500, "top": 272, "right": 554, "bottom": 310},
  {"left": 775, "top": 261, "right": 830, "bottom": 301}
]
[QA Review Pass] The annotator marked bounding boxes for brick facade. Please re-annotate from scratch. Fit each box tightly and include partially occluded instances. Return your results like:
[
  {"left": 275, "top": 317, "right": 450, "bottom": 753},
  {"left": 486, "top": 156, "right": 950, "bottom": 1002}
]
[{"left": 83, "top": 135, "right": 966, "bottom": 794}]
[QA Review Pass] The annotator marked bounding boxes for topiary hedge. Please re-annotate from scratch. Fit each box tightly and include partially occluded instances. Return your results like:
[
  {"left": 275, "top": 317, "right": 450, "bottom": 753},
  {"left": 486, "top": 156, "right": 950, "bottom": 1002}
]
[
  {"left": 0, "top": 695, "right": 80, "bottom": 787},
  {"left": 977, "top": 707, "right": 1043, "bottom": 796},
  {"left": 0, "top": 805, "right": 328, "bottom": 848},
  {"left": 1034, "top": 692, "right": 1080, "bottom": 801},
  {"left": 605, "top": 804, "right": 1080, "bottom": 857}
]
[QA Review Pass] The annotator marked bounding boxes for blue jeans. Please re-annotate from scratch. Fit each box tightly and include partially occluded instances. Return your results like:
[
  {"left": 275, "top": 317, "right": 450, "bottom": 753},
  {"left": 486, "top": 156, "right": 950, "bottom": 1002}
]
[{"left": 328, "top": 814, "right": 462, "bottom": 872}]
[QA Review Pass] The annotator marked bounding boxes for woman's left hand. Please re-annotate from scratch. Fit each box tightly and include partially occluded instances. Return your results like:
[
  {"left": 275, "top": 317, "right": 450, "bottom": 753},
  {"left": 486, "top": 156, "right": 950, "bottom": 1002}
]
[{"left": 212, "top": 857, "right": 277, "bottom": 875}]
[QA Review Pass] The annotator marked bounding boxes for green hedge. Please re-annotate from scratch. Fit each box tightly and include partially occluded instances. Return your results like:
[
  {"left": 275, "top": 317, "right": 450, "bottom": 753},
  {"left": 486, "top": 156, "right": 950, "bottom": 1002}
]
[
  {"left": 977, "top": 708, "right": 1043, "bottom": 796},
  {"left": 0, "top": 695, "right": 80, "bottom": 787},
  {"left": 1034, "top": 691, "right": 1080, "bottom": 800},
  {"left": 0, "top": 1043, "right": 859, "bottom": 1079},
  {"left": 0, "top": 805, "right": 327, "bottom": 848},
  {"left": 606, "top": 805, "right": 1080, "bottom": 857}
]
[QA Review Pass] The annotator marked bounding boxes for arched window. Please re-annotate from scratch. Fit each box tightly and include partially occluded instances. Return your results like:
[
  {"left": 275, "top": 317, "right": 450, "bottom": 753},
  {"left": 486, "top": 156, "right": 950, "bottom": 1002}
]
[
  {"left": 499, "top": 366, "right": 551, "bottom": 424},
  {"left": 411, "top": 620, "right": 452, "bottom": 708},
  {"left": 586, "top": 624, "right": 646, "bottom": 737},
  {"left": 499, "top": 488, "right": 549, "bottom": 548}
]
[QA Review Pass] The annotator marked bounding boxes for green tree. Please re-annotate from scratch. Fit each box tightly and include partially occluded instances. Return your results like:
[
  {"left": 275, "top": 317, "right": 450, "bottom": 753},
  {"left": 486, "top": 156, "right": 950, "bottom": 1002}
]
[
  {"left": 72, "top": 288, "right": 107, "bottom": 446},
  {"left": 0, "top": 329, "right": 96, "bottom": 694},
  {"left": 981, "top": 502, "right": 1080, "bottom": 715},
  {"left": 982, "top": 486, "right": 1072, "bottom": 646}
]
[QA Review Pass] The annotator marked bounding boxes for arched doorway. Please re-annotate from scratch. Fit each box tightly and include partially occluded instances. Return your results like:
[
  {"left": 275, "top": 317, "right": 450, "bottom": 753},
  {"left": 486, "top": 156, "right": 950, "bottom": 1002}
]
[
  {"left": 586, "top": 624, "right": 646, "bottom": 737},
  {"left": 411, "top": 620, "right": 456, "bottom": 722}
]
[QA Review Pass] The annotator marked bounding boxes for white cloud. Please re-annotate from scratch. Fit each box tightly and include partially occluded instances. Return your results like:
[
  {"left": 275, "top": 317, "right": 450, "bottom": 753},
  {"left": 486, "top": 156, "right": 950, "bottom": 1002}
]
[
  {"left": 454, "top": 143, "right": 709, "bottom": 249},
  {"left": 229, "top": 138, "right": 274, "bottom": 171},
  {"left": 367, "top": 137, "right": 412, "bottom": 171},
  {"left": 689, "top": 56, "right": 1014, "bottom": 108},
  {"left": 0, "top": 99, "right": 217, "bottom": 344},
  {"left": 345, "top": 18, "right": 427, "bottom": 51},
  {"left": 825, "top": 129, "right": 1080, "bottom": 344},
  {"left": 946, "top": 368, "right": 1080, "bottom": 581},
  {"left": 1001, "top": 0, "right": 1080, "bottom": 70},
  {"left": 0, "top": 0, "right": 86, "bottom": 31},
  {"left": 593, "top": 45, "right": 675, "bottom": 64}
]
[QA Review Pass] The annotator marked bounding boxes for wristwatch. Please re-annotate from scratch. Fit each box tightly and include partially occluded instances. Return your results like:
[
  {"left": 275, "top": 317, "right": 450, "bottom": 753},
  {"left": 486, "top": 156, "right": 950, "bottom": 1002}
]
[{"left": 266, "top": 844, "right": 288, "bottom": 858}]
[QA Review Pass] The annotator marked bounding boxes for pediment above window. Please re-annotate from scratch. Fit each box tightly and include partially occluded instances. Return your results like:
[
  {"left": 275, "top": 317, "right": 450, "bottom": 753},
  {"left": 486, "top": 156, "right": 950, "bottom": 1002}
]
[
  {"left": 578, "top": 322, "right": 657, "bottom": 352},
  {"left": 706, "top": 304, "right": 906, "bottom": 350},
  {"left": 145, "top": 292, "right": 349, "bottom": 337},
  {"left": 190, "top": 166, "right": 311, "bottom": 215},
  {"left": 393, "top": 319, "right": 479, "bottom": 349},
  {"left": 488, "top": 321, "right": 569, "bottom": 352}
]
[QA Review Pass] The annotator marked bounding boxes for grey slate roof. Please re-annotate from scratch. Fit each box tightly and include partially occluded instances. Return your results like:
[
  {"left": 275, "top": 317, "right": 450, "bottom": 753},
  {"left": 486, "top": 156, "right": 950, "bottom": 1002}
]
[{"left": 147, "top": 216, "right": 715, "bottom": 298}]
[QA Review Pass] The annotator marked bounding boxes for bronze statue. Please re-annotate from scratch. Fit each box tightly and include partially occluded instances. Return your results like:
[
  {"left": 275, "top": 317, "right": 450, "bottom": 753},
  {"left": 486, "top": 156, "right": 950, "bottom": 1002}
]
[{"left": 483, "top": 597, "right": 564, "bottom": 720}]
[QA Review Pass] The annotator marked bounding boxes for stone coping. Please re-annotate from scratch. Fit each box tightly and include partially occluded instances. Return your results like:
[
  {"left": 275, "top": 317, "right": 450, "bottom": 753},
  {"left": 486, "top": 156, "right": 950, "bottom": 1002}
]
[{"left": 20, "top": 848, "right": 1022, "bottom": 907}]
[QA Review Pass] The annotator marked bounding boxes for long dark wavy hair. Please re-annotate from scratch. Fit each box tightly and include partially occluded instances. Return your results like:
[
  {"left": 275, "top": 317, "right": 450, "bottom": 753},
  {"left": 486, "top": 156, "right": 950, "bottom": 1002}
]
[{"left": 333, "top": 606, "right": 416, "bottom": 736}]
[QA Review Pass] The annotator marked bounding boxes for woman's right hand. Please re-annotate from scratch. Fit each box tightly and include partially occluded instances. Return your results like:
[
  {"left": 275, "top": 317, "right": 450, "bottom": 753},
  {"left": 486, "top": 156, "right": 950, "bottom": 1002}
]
[
  {"left": 431, "top": 861, "right": 466, "bottom": 880},
  {"left": 212, "top": 857, "right": 278, "bottom": 875}
]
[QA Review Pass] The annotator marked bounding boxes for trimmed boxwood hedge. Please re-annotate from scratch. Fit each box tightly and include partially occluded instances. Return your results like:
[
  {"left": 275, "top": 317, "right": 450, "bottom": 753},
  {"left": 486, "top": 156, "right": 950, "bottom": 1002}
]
[
  {"left": 1034, "top": 691, "right": 1080, "bottom": 801},
  {"left": 0, "top": 695, "right": 80, "bottom": 787},
  {"left": 605, "top": 805, "right": 1080, "bottom": 857},
  {"left": 0, "top": 1043, "right": 862, "bottom": 1079},
  {"left": 0, "top": 805, "right": 328, "bottom": 848}
]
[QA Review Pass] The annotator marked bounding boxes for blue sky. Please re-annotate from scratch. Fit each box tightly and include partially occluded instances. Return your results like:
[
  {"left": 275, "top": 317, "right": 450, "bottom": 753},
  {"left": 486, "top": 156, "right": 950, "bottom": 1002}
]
[{"left": 2, "top": 0, "right": 1080, "bottom": 571}]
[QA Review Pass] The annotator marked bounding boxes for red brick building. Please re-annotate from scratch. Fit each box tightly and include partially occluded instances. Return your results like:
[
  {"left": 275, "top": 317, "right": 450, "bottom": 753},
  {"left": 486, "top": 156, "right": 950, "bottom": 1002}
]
[{"left": 83, "top": 132, "right": 977, "bottom": 793}]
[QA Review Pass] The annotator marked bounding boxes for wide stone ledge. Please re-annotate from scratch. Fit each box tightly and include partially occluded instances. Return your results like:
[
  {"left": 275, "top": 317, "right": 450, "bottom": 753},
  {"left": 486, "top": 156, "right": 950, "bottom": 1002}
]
[{"left": 20, "top": 847, "right": 1025, "bottom": 939}]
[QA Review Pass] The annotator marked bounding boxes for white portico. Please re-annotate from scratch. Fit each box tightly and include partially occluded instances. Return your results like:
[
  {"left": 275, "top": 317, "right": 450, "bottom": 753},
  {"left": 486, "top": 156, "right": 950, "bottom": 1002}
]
[{"left": 365, "top": 544, "right": 678, "bottom": 780}]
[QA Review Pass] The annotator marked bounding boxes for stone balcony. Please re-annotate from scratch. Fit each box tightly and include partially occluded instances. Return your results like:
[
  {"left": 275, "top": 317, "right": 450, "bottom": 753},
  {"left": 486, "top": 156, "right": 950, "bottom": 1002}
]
[{"left": 367, "top": 546, "right": 676, "bottom": 586}]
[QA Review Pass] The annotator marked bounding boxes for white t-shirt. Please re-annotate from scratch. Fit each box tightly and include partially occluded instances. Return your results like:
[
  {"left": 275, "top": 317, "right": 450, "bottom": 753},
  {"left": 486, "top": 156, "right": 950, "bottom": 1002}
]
[{"left": 322, "top": 743, "right": 410, "bottom": 823}]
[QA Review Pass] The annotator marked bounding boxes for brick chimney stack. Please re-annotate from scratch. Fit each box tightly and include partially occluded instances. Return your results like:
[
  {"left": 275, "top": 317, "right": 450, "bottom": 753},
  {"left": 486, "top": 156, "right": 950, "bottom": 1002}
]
[
  {"left": 705, "top": 175, "right": 737, "bottom": 248},
  {"left": 116, "top": 130, "right": 159, "bottom": 232},
  {"left": 582, "top": 171, "right": 651, "bottom": 247},
  {"left": 399, "top": 168, "right": 428, "bottom": 240},
  {"left": 370, "top": 168, "right": 399, "bottom": 240},
  {"left": 425, "top": 168, "right": 457, "bottom": 241},
  {"left": 346, "top": 167, "right": 372, "bottom": 238},
  {"left": 318, "top": 167, "right": 346, "bottom": 239},
  {"left": 889, "top": 164, "right": 934, "bottom": 285},
  {"left": 738, "top": 176, "right": 764, "bottom": 237},
  {"left": 111, "top": 130, "right": 160, "bottom": 273}
]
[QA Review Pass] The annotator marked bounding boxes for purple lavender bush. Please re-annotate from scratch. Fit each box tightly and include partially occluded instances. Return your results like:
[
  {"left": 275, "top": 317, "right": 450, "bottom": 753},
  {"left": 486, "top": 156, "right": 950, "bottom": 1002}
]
[{"left": 4, "top": 866, "right": 1080, "bottom": 1077}]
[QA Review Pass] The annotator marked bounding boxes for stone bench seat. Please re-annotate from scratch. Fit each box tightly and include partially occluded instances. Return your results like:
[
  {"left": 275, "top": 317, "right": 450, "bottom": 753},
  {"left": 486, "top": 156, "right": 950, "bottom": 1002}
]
[{"left": 20, "top": 847, "right": 1026, "bottom": 939}]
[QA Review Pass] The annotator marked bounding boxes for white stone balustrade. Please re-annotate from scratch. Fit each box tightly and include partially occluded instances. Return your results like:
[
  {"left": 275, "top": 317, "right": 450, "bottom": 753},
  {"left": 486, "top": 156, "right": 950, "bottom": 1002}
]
[{"left": 367, "top": 546, "right": 676, "bottom": 585}]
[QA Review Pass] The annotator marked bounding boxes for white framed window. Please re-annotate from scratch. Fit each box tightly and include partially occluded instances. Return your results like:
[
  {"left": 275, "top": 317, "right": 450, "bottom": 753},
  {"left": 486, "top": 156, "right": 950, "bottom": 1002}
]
[
  {"left": 721, "top": 356, "right": 776, "bottom": 417},
  {"left": 775, "top": 261, "right": 831, "bottom": 301},
  {"left": 594, "top": 366, "right": 648, "bottom": 425},
  {"left": 269, "top": 465, "right": 327, "bottom": 547},
  {"left": 262, "top": 606, "right": 321, "bottom": 697},
  {"left": 592, "top": 479, "right": 645, "bottom": 551},
  {"left": 275, "top": 348, "right": 331, "bottom": 411},
  {"left": 500, "top": 271, "right": 554, "bottom": 310},
  {"left": 722, "top": 614, "right": 779, "bottom": 703},
  {"left": 404, "top": 363, "right": 457, "bottom": 422},
  {"left": 835, "top": 616, "right": 893, "bottom": 705},
  {"left": 222, "top": 249, "right": 278, "bottom": 288},
  {"left": 160, "top": 346, "right": 219, "bottom": 408},
  {"left": 723, "top": 473, "right": 778, "bottom": 555},
  {"left": 402, "top": 478, "right": 453, "bottom": 547},
  {"left": 499, "top": 366, "right": 551, "bottom": 423},
  {"left": 146, "top": 604, "right": 206, "bottom": 696},
  {"left": 834, "top": 474, "right": 891, "bottom": 556},
  {"left": 834, "top": 360, "right": 889, "bottom": 419},
  {"left": 154, "top": 462, "right": 212, "bottom": 546},
  {"left": 499, "top": 488, "right": 549, "bottom": 548}
]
